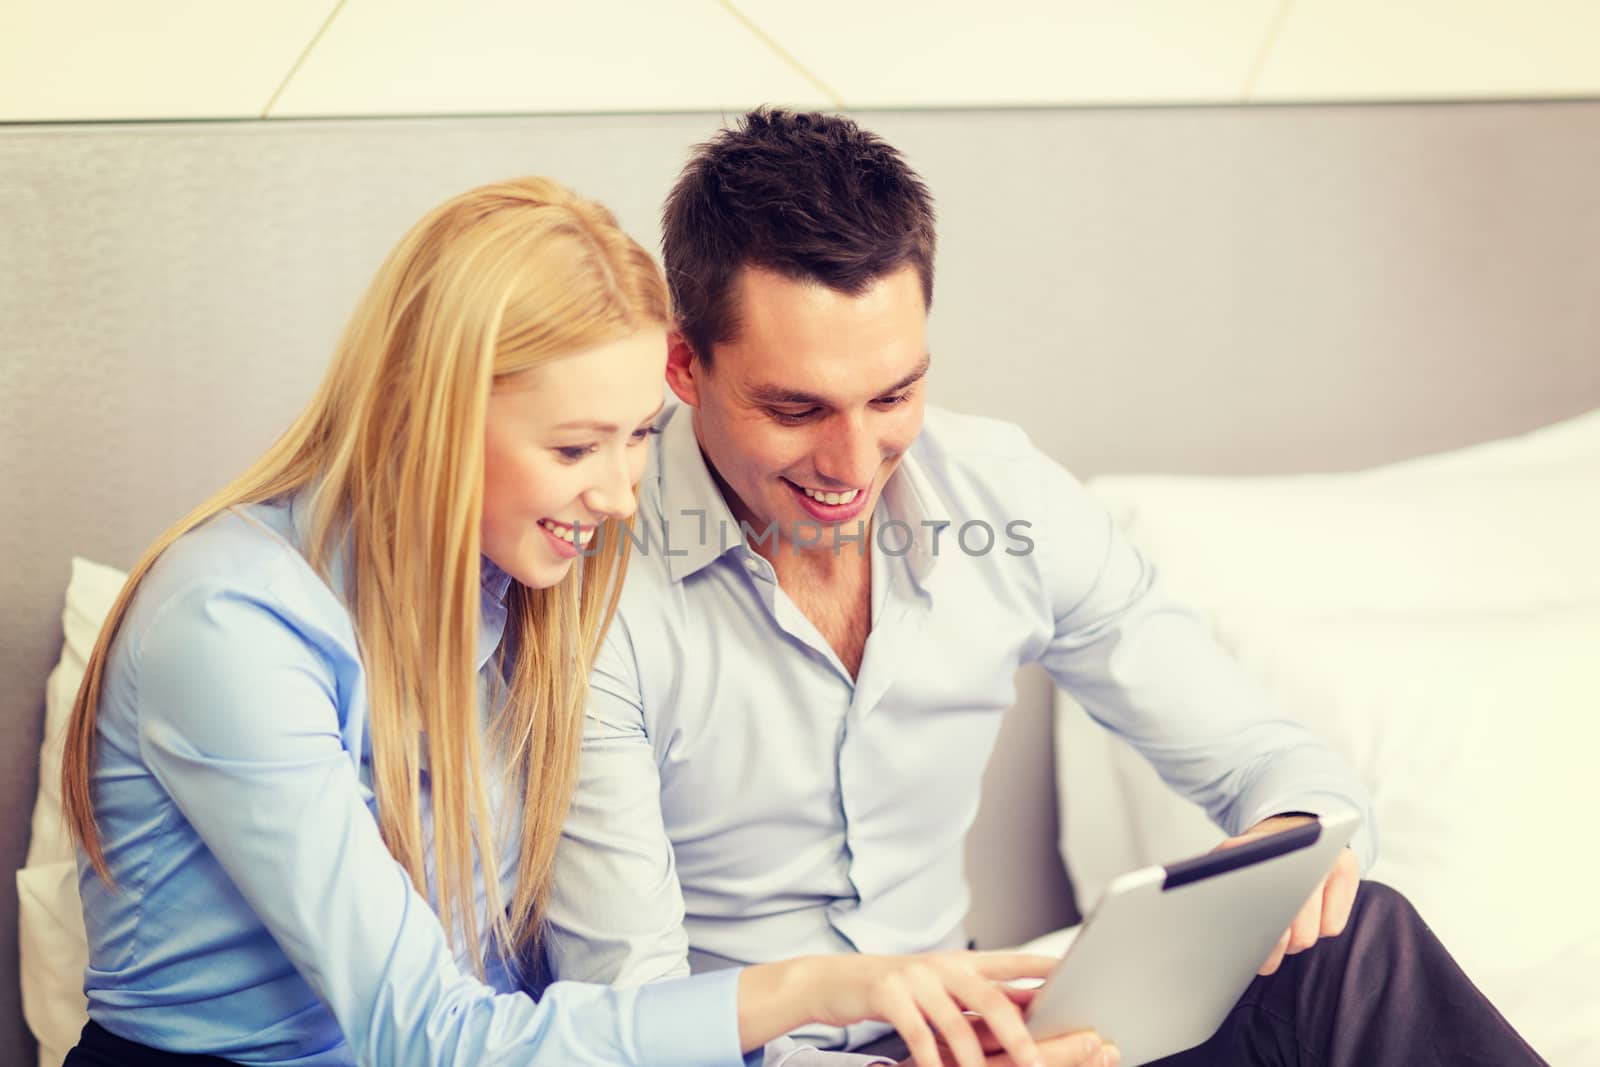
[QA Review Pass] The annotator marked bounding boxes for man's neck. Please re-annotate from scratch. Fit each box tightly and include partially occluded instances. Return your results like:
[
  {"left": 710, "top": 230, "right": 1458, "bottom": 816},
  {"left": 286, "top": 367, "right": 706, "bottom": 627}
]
[
  {"left": 763, "top": 520, "right": 872, "bottom": 588},
  {"left": 767, "top": 521, "right": 874, "bottom": 679}
]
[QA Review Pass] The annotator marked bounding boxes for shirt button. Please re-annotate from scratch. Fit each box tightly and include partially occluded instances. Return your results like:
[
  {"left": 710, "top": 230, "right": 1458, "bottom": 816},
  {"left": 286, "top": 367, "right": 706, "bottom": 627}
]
[{"left": 744, "top": 558, "right": 763, "bottom": 573}]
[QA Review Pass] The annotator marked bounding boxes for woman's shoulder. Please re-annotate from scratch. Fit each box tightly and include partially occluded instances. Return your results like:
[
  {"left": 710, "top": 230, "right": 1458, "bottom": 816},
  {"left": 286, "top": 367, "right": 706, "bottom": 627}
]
[
  {"left": 91, "top": 497, "right": 365, "bottom": 756},
  {"left": 129, "top": 498, "right": 357, "bottom": 663}
]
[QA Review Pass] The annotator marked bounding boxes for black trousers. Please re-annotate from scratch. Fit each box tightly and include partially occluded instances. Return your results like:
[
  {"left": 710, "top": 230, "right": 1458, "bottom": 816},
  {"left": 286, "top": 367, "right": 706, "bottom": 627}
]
[
  {"left": 860, "top": 882, "right": 1548, "bottom": 1066},
  {"left": 64, "top": 1021, "right": 239, "bottom": 1066}
]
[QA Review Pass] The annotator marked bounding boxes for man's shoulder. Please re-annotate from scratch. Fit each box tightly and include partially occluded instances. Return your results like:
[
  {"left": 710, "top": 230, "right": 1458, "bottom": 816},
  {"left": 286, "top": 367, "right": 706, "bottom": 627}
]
[
  {"left": 916, "top": 405, "right": 1037, "bottom": 462},
  {"left": 911, "top": 406, "right": 1061, "bottom": 506},
  {"left": 605, "top": 511, "right": 690, "bottom": 636}
]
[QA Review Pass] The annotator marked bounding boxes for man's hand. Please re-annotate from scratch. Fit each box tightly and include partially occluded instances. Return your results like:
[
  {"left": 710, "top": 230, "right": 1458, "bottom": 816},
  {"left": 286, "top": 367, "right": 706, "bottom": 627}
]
[{"left": 1216, "top": 814, "right": 1360, "bottom": 976}]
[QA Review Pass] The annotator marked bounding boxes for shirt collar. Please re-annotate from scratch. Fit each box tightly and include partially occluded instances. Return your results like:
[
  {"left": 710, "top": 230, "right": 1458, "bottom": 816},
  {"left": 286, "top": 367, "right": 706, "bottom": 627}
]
[
  {"left": 878, "top": 445, "right": 952, "bottom": 590},
  {"left": 475, "top": 556, "right": 515, "bottom": 674},
  {"left": 480, "top": 554, "right": 514, "bottom": 605},
  {"left": 656, "top": 404, "right": 749, "bottom": 584}
]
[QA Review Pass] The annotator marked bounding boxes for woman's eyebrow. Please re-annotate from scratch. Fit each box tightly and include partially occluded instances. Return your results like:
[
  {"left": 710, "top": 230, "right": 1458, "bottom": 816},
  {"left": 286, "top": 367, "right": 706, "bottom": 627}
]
[{"left": 555, "top": 399, "right": 666, "bottom": 432}]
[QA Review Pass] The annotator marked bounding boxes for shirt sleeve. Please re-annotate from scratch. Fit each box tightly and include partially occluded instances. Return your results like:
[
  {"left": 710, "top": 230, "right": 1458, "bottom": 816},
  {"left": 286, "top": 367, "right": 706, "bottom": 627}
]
[
  {"left": 1027, "top": 455, "right": 1379, "bottom": 871},
  {"left": 545, "top": 612, "right": 697, "bottom": 986},
  {"left": 761, "top": 1040, "right": 897, "bottom": 1066},
  {"left": 133, "top": 575, "right": 746, "bottom": 1067}
]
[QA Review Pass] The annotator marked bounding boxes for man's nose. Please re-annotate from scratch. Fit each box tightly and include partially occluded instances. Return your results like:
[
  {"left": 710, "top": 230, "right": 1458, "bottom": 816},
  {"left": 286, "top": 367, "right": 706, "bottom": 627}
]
[{"left": 813, "top": 416, "right": 880, "bottom": 488}]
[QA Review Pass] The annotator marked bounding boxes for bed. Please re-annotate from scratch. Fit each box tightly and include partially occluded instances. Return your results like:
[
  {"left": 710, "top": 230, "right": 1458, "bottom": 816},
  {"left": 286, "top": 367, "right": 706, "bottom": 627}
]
[{"left": 6, "top": 101, "right": 1600, "bottom": 1064}]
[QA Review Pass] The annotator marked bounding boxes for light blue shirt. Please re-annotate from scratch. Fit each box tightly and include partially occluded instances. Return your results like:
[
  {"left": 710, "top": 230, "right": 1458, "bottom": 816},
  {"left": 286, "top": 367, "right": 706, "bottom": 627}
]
[
  {"left": 546, "top": 403, "right": 1376, "bottom": 1054},
  {"left": 78, "top": 494, "right": 746, "bottom": 1067}
]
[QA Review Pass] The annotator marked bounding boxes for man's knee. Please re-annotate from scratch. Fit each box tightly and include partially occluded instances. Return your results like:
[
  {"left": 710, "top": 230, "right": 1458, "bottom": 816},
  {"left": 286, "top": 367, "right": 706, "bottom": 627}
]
[
  {"left": 1355, "top": 879, "right": 1409, "bottom": 911},
  {"left": 1347, "top": 879, "right": 1424, "bottom": 939}
]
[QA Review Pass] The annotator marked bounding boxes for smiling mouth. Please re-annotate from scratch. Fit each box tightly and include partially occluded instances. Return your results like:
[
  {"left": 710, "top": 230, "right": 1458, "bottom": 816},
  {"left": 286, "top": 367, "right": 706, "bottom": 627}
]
[
  {"left": 792, "top": 485, "right": 861, "bottom": 506},
  {"left": 537, "top": 518, "right": 597, "bottom": 546}
]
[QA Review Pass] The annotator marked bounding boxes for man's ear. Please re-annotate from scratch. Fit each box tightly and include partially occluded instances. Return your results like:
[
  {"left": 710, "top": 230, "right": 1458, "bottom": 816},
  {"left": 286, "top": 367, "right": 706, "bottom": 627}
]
[{"left": 666, "top": 330, "right": 703, "bottom": 408}]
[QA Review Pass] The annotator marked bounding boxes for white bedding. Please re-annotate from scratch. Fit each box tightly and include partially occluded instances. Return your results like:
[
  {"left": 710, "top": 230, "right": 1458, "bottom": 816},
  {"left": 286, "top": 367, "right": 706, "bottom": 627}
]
[{"left": 1057, "top": 407, "right": 1600, "bottom": 1065}]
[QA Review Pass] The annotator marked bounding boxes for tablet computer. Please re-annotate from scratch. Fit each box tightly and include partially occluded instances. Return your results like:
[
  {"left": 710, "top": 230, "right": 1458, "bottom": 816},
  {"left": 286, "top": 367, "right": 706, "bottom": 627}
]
[{"left": 1025, "top": 809, "right": 1361, "bottom": 1066}]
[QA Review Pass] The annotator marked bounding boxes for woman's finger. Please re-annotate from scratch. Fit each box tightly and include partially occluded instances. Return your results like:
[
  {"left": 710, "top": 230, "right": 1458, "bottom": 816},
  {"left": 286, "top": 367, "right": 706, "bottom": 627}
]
[
  {"left": 962, "top": 1018, "right": 1007, "bottom": 1055},
  {"left": 877, "top": 973, "right": 944, "bottom": 1067},
  {"left": 1001, "top": 986, "right": 1039, "bottom": 1009},
  {"left": 1036, "top": 1028, "right": 1106, "bottom": 1067},
  {"left": 906, "top": 964, "right": 988, "bottom": 1067},
  {"left": 967, "top": 952, "right": 1062, "bottom": 981},
  {"left": 935, "top": 960, "right": 1043, "bottom": 1067}
]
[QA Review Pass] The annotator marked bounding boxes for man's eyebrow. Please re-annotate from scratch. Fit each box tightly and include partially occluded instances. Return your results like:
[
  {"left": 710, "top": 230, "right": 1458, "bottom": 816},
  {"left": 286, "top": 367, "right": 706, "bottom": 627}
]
[
  {"left": 747, "top": 354, "right": 932, "bottom": 407},
  {"left": 882, "top": 355, "right": 932, "bottom": 395},
  {"left": 555, "top": 399, "right": 666, "bottom": 433},
  {"left": 745, "top": 384, "right": 828, "bottom": 406}
]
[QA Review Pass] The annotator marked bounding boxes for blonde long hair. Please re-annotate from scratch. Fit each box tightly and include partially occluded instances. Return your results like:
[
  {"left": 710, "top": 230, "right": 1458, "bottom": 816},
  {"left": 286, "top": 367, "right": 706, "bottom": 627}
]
[{"left": 62, "top": 177, "right": 665, "bottom": 973}]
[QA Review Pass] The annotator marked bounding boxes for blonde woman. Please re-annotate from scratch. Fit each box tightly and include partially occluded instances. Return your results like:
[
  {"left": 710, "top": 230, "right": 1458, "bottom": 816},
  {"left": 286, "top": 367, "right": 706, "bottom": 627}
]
[{"left": 57, "top": 178, "right": 1070, "bottom": 1067}]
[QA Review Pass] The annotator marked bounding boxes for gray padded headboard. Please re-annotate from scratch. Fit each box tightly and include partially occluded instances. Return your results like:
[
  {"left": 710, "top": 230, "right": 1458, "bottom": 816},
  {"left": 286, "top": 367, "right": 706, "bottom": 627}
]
[{"left": 5, "top": 101, "right": 1600, "bottom": 1063}]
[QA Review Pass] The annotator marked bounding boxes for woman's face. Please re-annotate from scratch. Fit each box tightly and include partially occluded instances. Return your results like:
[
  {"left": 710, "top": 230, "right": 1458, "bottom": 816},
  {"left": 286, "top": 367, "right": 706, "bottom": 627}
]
[{"left": 481, "top": 328, "right": 667, "bottom": 589}]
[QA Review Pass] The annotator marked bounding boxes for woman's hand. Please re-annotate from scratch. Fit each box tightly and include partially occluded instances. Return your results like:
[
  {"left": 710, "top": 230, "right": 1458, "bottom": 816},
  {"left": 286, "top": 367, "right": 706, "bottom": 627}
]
[
  {"left": 895, "top": 1018, "right": 1115, "bottom": 1067},
  {"left": 889, "top": 996, "right": 1114, "bottom": 1067},
  {"left": 739, "top": 950, "right": 1098, "bottom": 1067}
]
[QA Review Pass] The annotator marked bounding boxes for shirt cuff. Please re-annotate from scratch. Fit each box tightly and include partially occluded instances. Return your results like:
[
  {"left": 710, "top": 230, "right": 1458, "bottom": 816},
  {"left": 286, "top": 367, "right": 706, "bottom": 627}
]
[
  {"left": 634, "top": 966, "right": 747, "bottom": 1067},
  {"left": 767, "top": 1049, "right": 897, "bottom": 1067},
  {"left": 1239, "top": 794, "right": 1377, "bottom": 874},
  {"left": 758, "top": 1034, "right": 898, "bottom": 1066}
]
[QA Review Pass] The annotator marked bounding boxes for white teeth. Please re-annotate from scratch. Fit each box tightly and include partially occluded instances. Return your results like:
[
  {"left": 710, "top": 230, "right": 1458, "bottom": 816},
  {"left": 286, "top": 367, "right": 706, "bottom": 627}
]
[
  {"left": 802, "top": 487, "right": 859, "bottom": 506},
  {"left": 539, "top": 519, "right": 597, "bottom": 545}
]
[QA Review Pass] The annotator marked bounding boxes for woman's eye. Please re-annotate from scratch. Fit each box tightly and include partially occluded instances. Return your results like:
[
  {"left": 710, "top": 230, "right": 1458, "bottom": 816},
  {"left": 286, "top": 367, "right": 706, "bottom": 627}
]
[
  {"left": 555, "top": 445, "right": 595, "bottom": 462},
  {"left": 629, "top": 424, "right": 663, "bottom": 444}
]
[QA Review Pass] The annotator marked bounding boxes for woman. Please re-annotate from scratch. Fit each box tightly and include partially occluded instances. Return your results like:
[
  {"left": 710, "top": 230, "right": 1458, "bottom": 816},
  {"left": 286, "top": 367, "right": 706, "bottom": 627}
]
[{"left": 58, "top": 178, "right": 1101, "bottom": 1067}]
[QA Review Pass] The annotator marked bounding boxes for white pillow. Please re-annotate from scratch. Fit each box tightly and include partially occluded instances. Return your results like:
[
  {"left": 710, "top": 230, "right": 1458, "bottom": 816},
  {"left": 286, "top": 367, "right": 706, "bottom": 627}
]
[
  {"left": 16, "top": 862, "right": 88, "bottom": 1067},
  {"left": 29, "top": 557, "right": 128, "bottom": 870},
  {"left": 1379, "top": 405, "right": 1600, "bottom": 476},
  {"left": 1083, "top": 471, "right": 1600, "bottom": 619},
  {"left": 21, "top": 557, "right": 127, "bottom": 1067},
  {"left": 1059, "top": 409, "right": 1600, "bottom": 1065}
]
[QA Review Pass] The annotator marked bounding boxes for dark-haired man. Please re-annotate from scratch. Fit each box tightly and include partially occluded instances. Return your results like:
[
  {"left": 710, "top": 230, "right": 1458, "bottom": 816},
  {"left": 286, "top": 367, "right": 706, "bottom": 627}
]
[{"left": 546, "top": 109, "right": 1544, "bottom": 1067}]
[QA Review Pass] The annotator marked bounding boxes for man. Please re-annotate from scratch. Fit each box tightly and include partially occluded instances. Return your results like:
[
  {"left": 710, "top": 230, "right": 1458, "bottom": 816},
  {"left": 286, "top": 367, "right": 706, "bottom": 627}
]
[{"left": 546, "top": 108, "right": 1543, "bottom": 1067}]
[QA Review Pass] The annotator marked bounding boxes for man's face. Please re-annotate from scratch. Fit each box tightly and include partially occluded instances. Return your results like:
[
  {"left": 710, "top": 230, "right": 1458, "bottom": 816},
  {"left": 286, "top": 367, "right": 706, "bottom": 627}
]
[{"left": 667, "top": 265, "right": 928, "bottom": 555}]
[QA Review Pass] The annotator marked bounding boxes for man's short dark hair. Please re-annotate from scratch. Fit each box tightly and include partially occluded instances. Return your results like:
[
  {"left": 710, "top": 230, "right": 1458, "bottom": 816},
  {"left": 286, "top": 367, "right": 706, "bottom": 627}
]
[{"left": 662, "top": 107, "right": 937, "bottom": 365}]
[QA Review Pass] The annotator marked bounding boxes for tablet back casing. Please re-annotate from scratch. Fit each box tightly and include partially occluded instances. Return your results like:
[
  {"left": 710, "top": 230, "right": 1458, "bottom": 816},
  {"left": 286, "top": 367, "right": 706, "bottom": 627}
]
[{"left": 1026, "top": 812, "right": 1359, "bottom": 1066}]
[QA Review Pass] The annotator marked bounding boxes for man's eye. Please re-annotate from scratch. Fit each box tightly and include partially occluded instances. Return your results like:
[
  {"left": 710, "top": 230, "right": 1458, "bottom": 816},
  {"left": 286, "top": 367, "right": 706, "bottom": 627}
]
[
  {"left": 875, "top": 392, "right": 910, "bottom": 407},
  {"left": 769, "top": 407, "right": 819, "bottom": 424}
]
